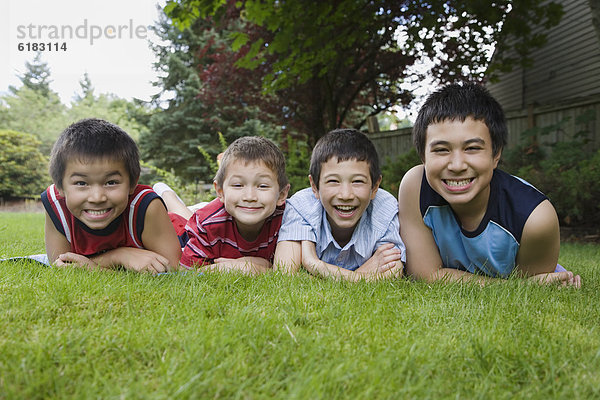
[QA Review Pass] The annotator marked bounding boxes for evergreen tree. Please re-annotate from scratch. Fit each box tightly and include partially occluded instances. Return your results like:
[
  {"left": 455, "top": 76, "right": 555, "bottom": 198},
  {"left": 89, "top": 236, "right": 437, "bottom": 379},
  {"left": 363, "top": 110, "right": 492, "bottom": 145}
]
[
  {"left": 74, "top": 72, "right": 95, "bottom": 104},
  {"left": 141, "top": 11, "right": 282, "bottom": 182},
  {"left": 14, "top": 52, "right": 53, "bottom": 98}
]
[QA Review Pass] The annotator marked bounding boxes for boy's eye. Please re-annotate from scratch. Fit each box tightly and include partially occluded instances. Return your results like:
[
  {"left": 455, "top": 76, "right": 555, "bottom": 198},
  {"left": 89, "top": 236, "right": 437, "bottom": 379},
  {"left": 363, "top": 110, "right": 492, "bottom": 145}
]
[
  {"left": 258, "top": 184, "right": 271, "bottom": 189},
  {"left": 74, "top": 181, "right": 87, "bottom": 187},
  {"left": 106, "top": 180, "right": 119, "bottom": 186},
  {"left": 432, "top": 148, "right": 449, "bottom": 153},
  {"left": 466, "top": 146, "right": 483, "bottom": 152},
  {"left": 352, "top": 179, "right": 366, "bottom": 185},
  {"left": 325, "top": 179, "right": 339, "bottom": 184}
]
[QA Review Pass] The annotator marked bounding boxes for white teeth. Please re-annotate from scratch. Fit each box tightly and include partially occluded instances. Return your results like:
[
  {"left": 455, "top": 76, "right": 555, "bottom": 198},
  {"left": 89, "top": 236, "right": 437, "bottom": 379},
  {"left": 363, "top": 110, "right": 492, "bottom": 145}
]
[
  {"left": 87, "top": 209, "right": 109, "bottom": 215},
  {"left": 445, "top": 179, "right": 472, "bottom": 187},
  {"left": 335, "top": 206, "right": 356, "bottom": 211}
]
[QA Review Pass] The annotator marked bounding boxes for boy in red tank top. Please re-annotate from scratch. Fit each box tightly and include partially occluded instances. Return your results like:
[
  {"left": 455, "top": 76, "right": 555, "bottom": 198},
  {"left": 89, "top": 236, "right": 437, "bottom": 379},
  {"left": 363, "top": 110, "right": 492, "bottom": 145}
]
[{"left": 42, "top": 118, "right": 181, "bottom": 274}]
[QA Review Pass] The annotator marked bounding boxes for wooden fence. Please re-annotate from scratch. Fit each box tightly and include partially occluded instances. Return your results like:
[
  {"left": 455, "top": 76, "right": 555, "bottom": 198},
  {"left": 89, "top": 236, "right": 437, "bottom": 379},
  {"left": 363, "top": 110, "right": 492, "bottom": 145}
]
[{"left": 367, "top": 127, "right": 413, "bottom": 165}]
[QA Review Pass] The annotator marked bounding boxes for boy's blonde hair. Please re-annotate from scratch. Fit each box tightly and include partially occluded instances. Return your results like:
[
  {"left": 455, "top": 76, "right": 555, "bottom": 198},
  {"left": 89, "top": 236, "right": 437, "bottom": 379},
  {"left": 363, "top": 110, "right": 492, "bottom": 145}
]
[{"left": 214, "top": 136, "right": 288, "bottom": 191}]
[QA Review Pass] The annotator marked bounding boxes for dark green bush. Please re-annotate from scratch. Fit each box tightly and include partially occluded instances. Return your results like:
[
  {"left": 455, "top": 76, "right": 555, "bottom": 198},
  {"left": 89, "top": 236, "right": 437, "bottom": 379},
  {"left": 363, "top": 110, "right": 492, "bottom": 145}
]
[
  {"left": 284, "top": 135, "right": 311, "bottom": 195},
  {"left": 503, "top": 110, "right": 599, "bottom": 226},
  {"left": 0, "top": 129, "right": 51, "bottom": 199},
  {"left": 380, "top": 148, "right": 422, "bottom": 196}
]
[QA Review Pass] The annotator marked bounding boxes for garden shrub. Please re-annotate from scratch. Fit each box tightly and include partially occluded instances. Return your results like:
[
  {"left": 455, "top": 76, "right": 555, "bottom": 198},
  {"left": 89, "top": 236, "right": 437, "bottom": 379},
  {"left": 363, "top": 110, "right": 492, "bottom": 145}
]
[
  {"left": 284, "top": 135, "right": 310, "bottom": 195},
  {"left": 380, "top": 148, "right": 422, "bottom": 195},
  {"left": 503, "top": 110, "right": 599, "bottom": 226},
  {"left": 0, "top": 129, "right": 50, "bottom": 199}
]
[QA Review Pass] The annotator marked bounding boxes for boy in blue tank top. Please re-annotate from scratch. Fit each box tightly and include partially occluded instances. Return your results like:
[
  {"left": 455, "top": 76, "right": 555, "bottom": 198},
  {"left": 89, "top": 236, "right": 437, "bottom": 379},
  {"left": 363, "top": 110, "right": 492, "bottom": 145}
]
[{"left": 398, "top": 83, "right": 581, "bottom": 287}]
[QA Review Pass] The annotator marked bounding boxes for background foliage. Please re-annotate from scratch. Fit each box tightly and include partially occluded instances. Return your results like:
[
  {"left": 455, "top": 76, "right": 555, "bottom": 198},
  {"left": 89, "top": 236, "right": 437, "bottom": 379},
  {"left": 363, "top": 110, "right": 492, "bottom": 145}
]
[{"left": 0, "top": 130, "right": 50, "bottom": 199}]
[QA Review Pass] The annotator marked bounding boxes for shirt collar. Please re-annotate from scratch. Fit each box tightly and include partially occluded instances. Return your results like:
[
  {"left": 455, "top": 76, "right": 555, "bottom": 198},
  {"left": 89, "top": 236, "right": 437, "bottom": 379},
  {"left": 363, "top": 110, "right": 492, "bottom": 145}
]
[{"left": 319, "top": 205, "right": 373, "bottom": 259}]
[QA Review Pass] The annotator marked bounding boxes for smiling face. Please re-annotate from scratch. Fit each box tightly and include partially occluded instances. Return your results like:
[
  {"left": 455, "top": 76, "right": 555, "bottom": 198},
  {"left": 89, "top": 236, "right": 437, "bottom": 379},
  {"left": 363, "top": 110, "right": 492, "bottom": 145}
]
[
  {"left": 216, "top": 159, "right": 288, "bottom": 242},
  {"left": 310, "top": 157, "right": 380, "bottom": 246},
  {"left": 60, "top": 157, "right": 135, "bottom": 230},
  {"left": 424, "top": 117, "right": 501, "bottom": 224}
]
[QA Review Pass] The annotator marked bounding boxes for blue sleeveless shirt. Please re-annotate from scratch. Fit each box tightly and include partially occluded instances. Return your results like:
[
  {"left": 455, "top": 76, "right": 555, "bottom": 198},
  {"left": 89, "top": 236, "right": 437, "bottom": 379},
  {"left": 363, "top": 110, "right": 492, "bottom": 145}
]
[{"left": 420, "top": 169, "right": 547, "bottom": 277}]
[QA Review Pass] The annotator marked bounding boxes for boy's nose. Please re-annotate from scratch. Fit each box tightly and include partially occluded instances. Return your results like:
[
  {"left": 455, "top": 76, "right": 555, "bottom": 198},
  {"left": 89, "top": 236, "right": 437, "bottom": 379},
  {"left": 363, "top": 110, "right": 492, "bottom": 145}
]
[
  {"left": 338, "top": 183, "right": 355, "bottom": 200},
  {"left": 88, "top": 186, "right": 107, "bottom": 202},
  {"left": 448, "top": 152, "right": 467, "bottom": 172},
  {"left": 242, "top": 187, "right": 258, "bottom": 201}
]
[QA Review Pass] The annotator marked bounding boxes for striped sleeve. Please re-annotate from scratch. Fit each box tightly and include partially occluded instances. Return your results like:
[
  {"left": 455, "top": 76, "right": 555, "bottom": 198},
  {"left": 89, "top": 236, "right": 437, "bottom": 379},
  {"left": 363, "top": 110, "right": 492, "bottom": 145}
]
[{"left": 179, "top": 212, "right": 215, "bottom": 269}]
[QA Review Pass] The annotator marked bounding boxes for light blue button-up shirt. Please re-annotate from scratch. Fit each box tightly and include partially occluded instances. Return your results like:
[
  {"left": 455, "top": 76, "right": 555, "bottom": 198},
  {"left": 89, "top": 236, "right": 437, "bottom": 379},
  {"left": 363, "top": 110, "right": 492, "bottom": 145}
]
[{"left": 278, "top": 188, "right": 406, "bottom": 271}]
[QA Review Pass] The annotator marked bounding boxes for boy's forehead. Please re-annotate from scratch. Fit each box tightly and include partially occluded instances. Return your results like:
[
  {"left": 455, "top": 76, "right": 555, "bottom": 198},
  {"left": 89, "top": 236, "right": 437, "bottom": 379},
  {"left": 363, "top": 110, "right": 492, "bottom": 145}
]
[
  {"left": 321, "top": 156, "right": 371, "bottom": 174},
  {"left": 425, "top": 117, "right": 491, "bottom": 140},
  {"left": 64, "top": 155, "right": 128, "bottom": 174},
  {"left": 225, "top": 158, "right": 276, "bottom": 176}
]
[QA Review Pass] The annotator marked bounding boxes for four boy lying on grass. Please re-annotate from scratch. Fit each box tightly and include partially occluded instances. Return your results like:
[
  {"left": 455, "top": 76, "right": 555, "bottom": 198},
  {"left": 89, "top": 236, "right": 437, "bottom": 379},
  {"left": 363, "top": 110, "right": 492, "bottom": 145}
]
[
  {"left": 398, "top": 83, "right": 581, "bottom": 287},
  {"left": 14, "top": 90, "right": 583, "bottom": 287}
]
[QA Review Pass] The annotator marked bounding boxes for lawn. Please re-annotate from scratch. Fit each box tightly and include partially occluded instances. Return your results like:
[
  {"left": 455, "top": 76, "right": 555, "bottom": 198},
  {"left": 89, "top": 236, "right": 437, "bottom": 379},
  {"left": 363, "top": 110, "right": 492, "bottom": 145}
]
[{"left": 1, "top": 212, "right": 599, "bottom": 399}]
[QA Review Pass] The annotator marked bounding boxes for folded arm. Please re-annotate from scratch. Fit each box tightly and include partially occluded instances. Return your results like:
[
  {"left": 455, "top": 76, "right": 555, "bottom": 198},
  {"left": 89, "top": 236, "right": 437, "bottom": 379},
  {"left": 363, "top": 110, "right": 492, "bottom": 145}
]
[
  {"left": 301, "top": 241, "right": 402, "bottom": 282},
  {"left": 201, "top": 256, "right": 271, "bottom": 275}
]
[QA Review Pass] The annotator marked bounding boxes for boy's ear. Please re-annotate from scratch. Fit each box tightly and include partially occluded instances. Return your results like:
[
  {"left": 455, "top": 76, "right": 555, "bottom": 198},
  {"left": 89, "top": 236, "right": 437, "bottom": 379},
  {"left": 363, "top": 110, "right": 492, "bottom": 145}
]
[
  {"left": 370, "top": 176, "right": 382, "bottom": 200},
  {"left": 214, "top": 181, "right": 224, "bottom": 200},
  {"left": 493, "top": 150, "right": 502, "bottom": 169},
  {"left": 308, "top": 175, "right": 320, "bottom": 199},
  {"left": 277, "top": 184, "right": 290, "bottom": 206},
  {"left": 129, "top": 177, "right": 139, "bottom": 195}
]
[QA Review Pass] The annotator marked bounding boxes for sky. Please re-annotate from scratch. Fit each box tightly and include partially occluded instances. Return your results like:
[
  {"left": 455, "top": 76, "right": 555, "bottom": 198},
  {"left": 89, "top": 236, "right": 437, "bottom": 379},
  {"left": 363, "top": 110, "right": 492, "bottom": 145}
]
[{"left": 1, "top": 0, "right": 166, "bottom": 104}]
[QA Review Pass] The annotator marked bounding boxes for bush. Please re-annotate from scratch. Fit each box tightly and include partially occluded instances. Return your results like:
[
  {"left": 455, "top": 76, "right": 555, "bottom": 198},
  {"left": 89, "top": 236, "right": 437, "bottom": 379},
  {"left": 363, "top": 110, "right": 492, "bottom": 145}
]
[
  {"left": 380, "top": 148, "right": 422, "bottom": 195},
  {"left": 0, "top": 129, "right": 50, "bottom": 199},
  {"left": 284, "top": 135, "right": 311, "bottom": 195},
  {"left": 503, "top": 110, "right": 600, "bottom": 226}
]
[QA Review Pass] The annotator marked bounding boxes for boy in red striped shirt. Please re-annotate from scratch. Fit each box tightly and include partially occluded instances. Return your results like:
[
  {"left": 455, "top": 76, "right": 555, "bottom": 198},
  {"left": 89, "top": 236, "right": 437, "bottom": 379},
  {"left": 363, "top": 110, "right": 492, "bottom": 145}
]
[{"left": 164, "top": 136, "right": 290, "bottom": 274}]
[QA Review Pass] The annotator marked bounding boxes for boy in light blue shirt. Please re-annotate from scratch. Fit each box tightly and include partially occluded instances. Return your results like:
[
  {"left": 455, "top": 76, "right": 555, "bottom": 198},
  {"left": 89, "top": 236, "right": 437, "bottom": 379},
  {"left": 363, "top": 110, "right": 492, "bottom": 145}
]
[{"left": 274, "top": 129, "right": 405, "bottom": 281}]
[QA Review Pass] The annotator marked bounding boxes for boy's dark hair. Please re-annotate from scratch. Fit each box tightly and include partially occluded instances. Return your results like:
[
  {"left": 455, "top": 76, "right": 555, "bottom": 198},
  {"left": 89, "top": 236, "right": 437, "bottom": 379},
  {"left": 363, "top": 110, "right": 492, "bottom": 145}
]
[
  {"left": 412, "top": 83, "right": 507, "bottom": 161},
  {"left": 214, "top": 136, "right": 289, "bottom": 191},
  {"left": 310, "top": 129, "right": 381, "bottom": 189},
  {"left": 49, "top": 118, "right": 140, "bottom": 190}
]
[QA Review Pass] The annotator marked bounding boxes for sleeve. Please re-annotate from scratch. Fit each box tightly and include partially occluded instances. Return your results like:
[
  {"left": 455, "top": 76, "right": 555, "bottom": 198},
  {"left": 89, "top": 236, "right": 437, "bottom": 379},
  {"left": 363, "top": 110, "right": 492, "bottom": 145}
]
[
  {"left": 276, "top": 200, "right": 318, "bottom": 243},
  {"left": 374, "top": 212, "right": 406, "bottom": 263},
  {"left": 179, "top": 213, "right": 215, "bottom": 269},
  {"left": 372, "top": 191, "right": 407, "bottom": 263}
]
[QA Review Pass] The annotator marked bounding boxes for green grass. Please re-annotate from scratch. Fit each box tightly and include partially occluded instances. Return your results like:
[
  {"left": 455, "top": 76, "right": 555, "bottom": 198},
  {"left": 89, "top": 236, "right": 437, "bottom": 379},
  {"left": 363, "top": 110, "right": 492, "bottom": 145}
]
[{"left": 1, "top": 212, "right": 600, "bottom": 399}]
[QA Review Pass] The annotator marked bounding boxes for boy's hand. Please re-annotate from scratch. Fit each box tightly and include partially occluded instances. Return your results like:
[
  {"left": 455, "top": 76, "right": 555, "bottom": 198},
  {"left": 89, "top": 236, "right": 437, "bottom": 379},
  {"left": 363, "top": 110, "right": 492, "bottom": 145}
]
[
  {"left": 204, "top": 257, "right": 271, "bottom": 275},
  {"left": 356, "top": 243, "right": 403, "bottom": 278},
  {"left": 528, "top": 270, "right": 582, "bottom": 288},
  {"left": 92, "top": 247, "right": 171, "bottom": 274},
  {"left": 55, "top": 252, "right": 98, "bottom": 270}
]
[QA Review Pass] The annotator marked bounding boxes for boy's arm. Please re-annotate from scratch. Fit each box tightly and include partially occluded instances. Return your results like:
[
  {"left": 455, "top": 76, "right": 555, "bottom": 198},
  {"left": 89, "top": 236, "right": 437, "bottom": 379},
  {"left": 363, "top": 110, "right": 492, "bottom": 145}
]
[
  {"left": 202, "top": 257, "right": 271, "bottom": 275},
  {"left": 301, "top": 241, "right": 401, "bottom": 281},
  {"left": 139, "top": 198, "right": 182, "bottom": 268},
  {"left": 273, "top": 240, "right": 302, "bottom": 273},
  {"left": 91, "top": 198, "right": 182, "bottom": 273},
  {"left": 398, "top": 166, "right": 494, "bottom": 285},
  {"left": 300, "top": 241, "right": 358, "bottom": 281},
  {"left": 44, "top": 212, "right": 73, "bottom": 263},
  {"left": 516, "top": 200, "right": 581, "bottom": 287}
]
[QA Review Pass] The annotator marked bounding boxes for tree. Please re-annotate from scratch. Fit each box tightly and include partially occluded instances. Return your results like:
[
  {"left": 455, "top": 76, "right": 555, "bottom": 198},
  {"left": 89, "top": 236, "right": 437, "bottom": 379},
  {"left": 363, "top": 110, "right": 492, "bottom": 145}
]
[
  {"left": 74, "top": 72, "right": 95, "bottom": 104},
  {"left": 14, "top": 52, "right": 53, "bottom": 98},
  {"left": 141, "top": 10, "right": 283, "bottom": 181},
  {"left": 164, "top": 0, "right": 564, "bottom": 144},
  {"left": 0, "top": 130, "right": 50, "bottom": 199},
  {"left": 0, "top": 85, "right": 66, "bottom": 152}
]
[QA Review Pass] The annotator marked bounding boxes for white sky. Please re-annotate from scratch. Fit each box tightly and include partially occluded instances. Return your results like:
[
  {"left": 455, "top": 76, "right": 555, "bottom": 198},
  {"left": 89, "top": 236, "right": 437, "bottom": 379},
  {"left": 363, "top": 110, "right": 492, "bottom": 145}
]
[{"left": 1, "top": 0, "right": 166, "bottom": 104}]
